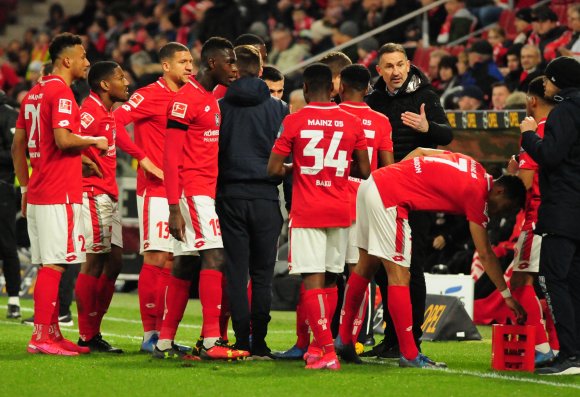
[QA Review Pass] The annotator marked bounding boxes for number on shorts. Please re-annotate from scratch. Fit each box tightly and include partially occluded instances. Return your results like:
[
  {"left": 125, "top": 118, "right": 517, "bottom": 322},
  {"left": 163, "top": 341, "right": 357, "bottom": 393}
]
[
  {"left": 24, "top": 104, "right": 41, "bottom": 149},
  {"left": 423, "top": 156, "right": 468, "bottom": 172},
  {"left": 300, "top": 129, "right": 349, "bottom": 176},
  {"left": 156, "top": 221, "right": 170, "bottom": 239},
  {"left": 78, "top": 235, "right": 86, "bottom": 252},
  {"left": 209, "top": 218, "right": 221, "bottom": 237}
]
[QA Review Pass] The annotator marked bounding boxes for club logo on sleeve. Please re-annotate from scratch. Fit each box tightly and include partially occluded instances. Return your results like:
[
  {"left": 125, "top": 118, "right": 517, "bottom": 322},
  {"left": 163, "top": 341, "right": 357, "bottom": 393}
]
[
  {"left": 58, "top": 120, "right": 70, "bottom": 127},
  {"left": 128, "top": 93, "right": 145, "bottom": 108},
  {"left": 171, "top": 102, "right": 188, "bottom": 119},
  {"left": 58, "top": 98, "right": 72, "bottom": 114},
  {"left": 215, "top": 113, "right": 220, "bottom": 126},
  {"left": 80, "top": 112, "right": 95, "bottom": 129}
]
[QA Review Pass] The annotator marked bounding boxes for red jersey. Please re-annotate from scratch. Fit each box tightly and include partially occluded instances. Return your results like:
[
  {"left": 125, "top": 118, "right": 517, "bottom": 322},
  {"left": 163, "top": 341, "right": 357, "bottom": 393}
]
[
  {"left": 114, "top": 78, "right": 174, "bottom": 197},
  {"left": 272, "top": 102, "right": 367, "bottom": 228},
  {"left": 165, "top": 77, "right": 221, "bottom": 204},
  {"left": 519, "top": 118, "right": 545, "bottom": 231},
  {"left": 373, "top": 153, "right": 492, "bottom": 228},
  {"left": 339, "top": 101, "right": 393, "bottom": 222},
  {"left": 16, "top": 75, "right": 82, "bottom": 205},
  {"left": 212, "top": 84, "right": 227, "bottom": 100}
]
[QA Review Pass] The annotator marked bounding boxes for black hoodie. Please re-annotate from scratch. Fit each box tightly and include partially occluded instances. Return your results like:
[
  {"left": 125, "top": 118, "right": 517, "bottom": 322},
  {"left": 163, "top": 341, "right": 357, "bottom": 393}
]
[
  {"left": 217, "top": 76, "right": 289, "bottom": 200},
  {"left": 0, "top": 90, "right": 18, "bottom": 184},
  {"left": 365, "top": 65, "right": 453, "bottom": 162},
  {"left": 522, "top": 88, "right": 580, "bottom": 239}
]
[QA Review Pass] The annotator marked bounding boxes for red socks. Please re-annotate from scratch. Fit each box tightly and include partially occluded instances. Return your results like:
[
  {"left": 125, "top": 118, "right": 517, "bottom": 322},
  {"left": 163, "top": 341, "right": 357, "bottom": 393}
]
[
  {"left": 199, "top": 269, "right": 223, "bottom": 339},
  {"left": 75, "top": 273, "right": 99, "bottom": 341},
  {"left": 155, "top": 267, "right": 172, "bottom": 331},
  {"left": 388, "top": 285, "right": 418, "bottom": 360},
  {"left": 303, "top": 288, "right": 334, "bottom": 354},
  {"left": 138, "top": 264, "right": 161, "bottom": 332},
  {"left": 325, "top": 286, "right": 338, "bottom": 323},
  {"left": 220, "top": 274, "right": 230, "bottom": 341},
  {"left": 33, "top": 267, "right": 62, "bottom": 342},
  {"left": 296, "top": 283, "right": 310, "bottom": 349},
  {"left": 338, "top": 272, "right": 370, "bottom": 345},
  {"left": 95, "top": 274, "right": 116, "bottom": 332},
  {"left": 513, "top": 285, "right": 549, "bottom": 347},
  {"left": 158, "top": 276, "right": 191, "bottom": 341}
]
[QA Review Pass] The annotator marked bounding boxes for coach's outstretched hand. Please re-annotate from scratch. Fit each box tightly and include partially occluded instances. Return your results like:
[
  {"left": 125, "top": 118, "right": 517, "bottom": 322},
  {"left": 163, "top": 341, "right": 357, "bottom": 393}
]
[
  {"left": 519, "top": 116, "right": 537, "bottom": 134},
  {"left": 505, "top": 297, "right": 527, "bottom": 325},
  {"left": 139, "top": 157, "right": 164, "bottom": 180},
  {"left": 168, "top": 204, "right": 186, "bottom": 242}
]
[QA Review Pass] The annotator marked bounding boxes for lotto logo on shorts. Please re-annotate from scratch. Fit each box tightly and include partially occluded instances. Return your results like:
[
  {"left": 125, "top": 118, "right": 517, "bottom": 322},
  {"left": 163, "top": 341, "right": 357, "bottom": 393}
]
[
  {"left": 81, "top": 112, "right": 95, "bottom": 128},
  {"left": 65, "top": 254, "right": 77, "bottom": 262},
  {"left": 171, "top": 102, "right": 188, "bottom": 119},
  {"left": 392, "top": 255, "right": 405, "bottom": 262},
  {"left": 144, "top": 241, "right": 150, "bottom": 250},
  {"left": 194, "top": 240, "right": 205, "bottom": 249},
  {"left": 58, "top": 98, "right": 72, "bottom": 114},
  {"left": 518, "top": 262, "right": 530, "bottom": 270},
  {"left": 128, "top": 93, "right": 145, "bottom": 108}
]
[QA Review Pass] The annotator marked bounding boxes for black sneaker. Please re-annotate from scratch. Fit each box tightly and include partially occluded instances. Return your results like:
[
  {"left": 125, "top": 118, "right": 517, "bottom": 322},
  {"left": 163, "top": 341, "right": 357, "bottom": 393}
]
[
  {"left": 536, "top": 355, "right": 580, "bottom": 375},
  {"left": 250, "top": 345, "right": 276, "bottom": 361},
  {"left": 58, "top": 313, "right": 74, "bottom": 327},
  {"left": 153, "top": 343, "right": 200, "bottom": 361},
  {"left": 359, "top": 339, "right": 400, "bottom": 358},
  {"left": 6, "top": 304, "right": 21, "bottom": 319},
  {"left": 334, "top": 336, "right": 362, "bottom": 364},
  {"left": 21, "top": 315, "right": 34, "bottom": 325},
  {"left": 78, "top": 333, "right": 124, "bottom": 353}
]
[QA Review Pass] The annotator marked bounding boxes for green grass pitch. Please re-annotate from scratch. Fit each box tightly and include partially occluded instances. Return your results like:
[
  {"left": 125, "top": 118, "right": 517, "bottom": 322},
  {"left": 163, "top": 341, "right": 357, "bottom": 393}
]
[{"left": 1, "top": 294, "right": 579, "bottom": 397}]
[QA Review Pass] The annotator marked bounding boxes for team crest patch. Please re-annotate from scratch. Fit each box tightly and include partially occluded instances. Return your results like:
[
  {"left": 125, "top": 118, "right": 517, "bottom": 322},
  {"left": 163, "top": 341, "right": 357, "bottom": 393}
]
[
  {"left": 81, "top": 112, "right": 95, "bottom": 129},
  {"left": 171, "top": 102, "right": 188, "bottom": 119},
  {"left": 128, "top": 93, "right": 145, "bottom": 108},
  {"left": 215, "top": 113, "right": 220, "bottom": 126},
  {"left": 58, "top": 98, "right": 72, "bottom": 114}
]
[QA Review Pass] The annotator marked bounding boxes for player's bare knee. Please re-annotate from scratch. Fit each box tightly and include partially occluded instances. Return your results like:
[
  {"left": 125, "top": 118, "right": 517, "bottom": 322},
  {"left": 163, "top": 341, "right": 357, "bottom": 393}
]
[
  {"left": 384, "top": 260, "right": 410, "bottom": 286},
  {"left": 324, "top": 272, "right": 338, "bottom": 288},
  {"left": 143, "top": 251, "right": 168, "bottom": 267},
  {"left": 200, "top": 248, "right": 225, "bottom": 271},
  {"left": 511, "top": 271, "right": 534, "bottom": 289},
  {"left": 171, "top": 256, "right": 194, "bottom": 280}
]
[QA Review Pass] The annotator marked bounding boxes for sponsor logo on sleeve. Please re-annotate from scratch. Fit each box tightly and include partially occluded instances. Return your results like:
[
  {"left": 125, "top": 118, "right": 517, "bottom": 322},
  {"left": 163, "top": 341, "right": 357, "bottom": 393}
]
[
  {"left": 80, "top": 112, "right": 95, "bottom": 129},
  {"left": 58, "top": 120, "right": 70, "bottom": 128},
  {"left": 171, "top": 102, "right": 188, "bottom": 119},
  {"left": 58, "top": 98, "right": 72, "bottom": 114},
  {"left": 128, "top": 93, "right": 145, "bottom": 108}
]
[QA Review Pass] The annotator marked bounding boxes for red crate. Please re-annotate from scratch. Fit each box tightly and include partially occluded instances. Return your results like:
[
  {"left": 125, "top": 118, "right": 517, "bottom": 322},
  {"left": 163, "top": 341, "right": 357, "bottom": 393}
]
[{"left": 491, "top": 324, "right": 535, "bottom": 373}]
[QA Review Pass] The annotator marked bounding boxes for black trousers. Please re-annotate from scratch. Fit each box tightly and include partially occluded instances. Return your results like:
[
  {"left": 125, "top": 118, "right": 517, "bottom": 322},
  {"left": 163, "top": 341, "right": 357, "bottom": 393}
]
[
  {"left": 539, "top": 234, "right": 580, "bottom": 359},
  {"left": 375, "top": 211, "right": 430, "bottom": 348},
  {"left": 0, "top": 184, "right": 21, "bottom": 297},
  {"left": 216, "top": 197, "right": 283, "bottom": 348}
]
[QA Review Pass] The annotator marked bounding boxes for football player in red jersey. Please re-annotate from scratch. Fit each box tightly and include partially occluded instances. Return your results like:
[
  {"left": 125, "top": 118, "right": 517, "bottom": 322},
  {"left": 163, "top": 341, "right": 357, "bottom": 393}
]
[
  {"left": 160, "top": 37, "right": 248, "bottom": 360},
  {"left": 510, "top": 76, "right": 558, "bottom": 365},
  {"left": 268, "top": 63, "right": 370, "bottom": 370},
  {"left": 75, "top": 61, "right": 163, "bottom": 353},
  {"left": 338, "top": 149, "right": 528, "bottom": 368},
  {"left": 12, "top": 33, "right": 108, "bottom": 355},
  {"left": 114, "top": 43, "right": 193, "bottom": 352}
]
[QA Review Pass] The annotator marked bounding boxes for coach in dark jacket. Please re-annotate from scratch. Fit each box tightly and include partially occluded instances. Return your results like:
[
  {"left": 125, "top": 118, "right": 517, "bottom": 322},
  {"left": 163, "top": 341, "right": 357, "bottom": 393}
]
[
  {"left": 217, "top": 45, "right": 289, "bottom": 358},
  {"left": 521, "top": 57, "right": 580, "bottom": 375},
  {"left": 363, "top": 43, "right": 453, "bottom": 358},
  {"left": 0, "top": 89, "right": 22, "bottom": 319}
]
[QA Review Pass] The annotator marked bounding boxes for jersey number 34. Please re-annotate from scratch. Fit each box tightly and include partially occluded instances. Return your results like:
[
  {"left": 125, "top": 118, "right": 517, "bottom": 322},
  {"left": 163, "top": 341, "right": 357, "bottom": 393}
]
[{"left": 300, "top": 130, "right": 349, "bottom": 177}]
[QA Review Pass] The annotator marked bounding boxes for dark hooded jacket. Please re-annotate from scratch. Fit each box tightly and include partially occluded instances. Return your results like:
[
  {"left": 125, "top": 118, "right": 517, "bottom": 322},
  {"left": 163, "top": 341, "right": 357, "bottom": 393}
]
[
  {"left": 0, "top": 90, "right": 18, "bottom": 184},
  {"left": 365, "top": 65, "right": 453, "bottom": 161},
  {"left": 522, "top": 87, "right": 580, "bottom": 239},
  {"left": 217, "top": 76, "right": 289, "bottom": 201}
]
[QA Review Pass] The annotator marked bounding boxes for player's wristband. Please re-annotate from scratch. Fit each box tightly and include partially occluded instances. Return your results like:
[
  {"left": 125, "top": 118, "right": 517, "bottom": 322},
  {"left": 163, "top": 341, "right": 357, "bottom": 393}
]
[
  {"left": 20, "top": 186, "right": 27, "bottom": 193},
  {"left": 500, "top": 288, "right": 512, "bottom": 299}
]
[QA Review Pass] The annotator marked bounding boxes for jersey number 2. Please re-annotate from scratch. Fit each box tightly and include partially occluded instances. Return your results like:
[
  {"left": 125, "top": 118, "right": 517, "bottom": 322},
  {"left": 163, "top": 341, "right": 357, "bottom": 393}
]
[
  {"left": 300, "top": 130, "right": 348, "bottom": 176},
  {"left": 24, "top": 104, "right": 41, "bottom": 149}
]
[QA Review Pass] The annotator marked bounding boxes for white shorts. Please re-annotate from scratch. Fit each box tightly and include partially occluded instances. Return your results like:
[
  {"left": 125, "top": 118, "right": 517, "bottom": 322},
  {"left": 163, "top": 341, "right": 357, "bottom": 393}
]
[
  {"left": 356, "top": 177, "right": 412, "bottom": 267},
  {"left": 173, "top": 195, "right": 223, "bottom": 256},
  {"left": 137, "top": 195, "right": 174, "bottom": 254},
  {"left": 27, "top": 203, "right": 86, "bottom": 265},
  {"left": 345, "top": 222, "right": 359, "bottom": 264},
  {"left": 288, "top": 226, "right": 348, "bottom": 275},
  {"left": 513, "top": 229, "right": 542, "bottom": 273},
  {"left": 82, "top": 193, "right": 122, "bottom": 253}
]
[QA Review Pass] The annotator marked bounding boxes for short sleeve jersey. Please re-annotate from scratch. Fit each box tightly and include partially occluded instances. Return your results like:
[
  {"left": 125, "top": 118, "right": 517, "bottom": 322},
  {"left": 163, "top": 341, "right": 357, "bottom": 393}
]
[
  {"left": 518, "top": 118, "right": 545, "bottom": 231},
  {"left": 16, "top": 75, "right": 82, "bottom": 205},
  {"left": 339, "top": 101, "right": 393, "bottom": 222},
  {"left": 272, "top": 102, "right": 368, "bottom": 228},
  {"left": 372, "top": 153, "right": 492, "bottom": 228},
  {"left": 80, "top": 92, "right": 118, "bottom": 199},
  {"left": 114, "top": 78, "right": 174, "bottom": 197},
  {"left": 166, "top": 77, "right": 221, "bottom": 200}
]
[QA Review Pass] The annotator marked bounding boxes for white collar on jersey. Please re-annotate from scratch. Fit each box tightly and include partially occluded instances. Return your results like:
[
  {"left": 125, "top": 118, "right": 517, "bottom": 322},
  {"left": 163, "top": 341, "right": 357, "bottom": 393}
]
[{"left": 304, "top": 103, "right": 339, "bottom": 110}]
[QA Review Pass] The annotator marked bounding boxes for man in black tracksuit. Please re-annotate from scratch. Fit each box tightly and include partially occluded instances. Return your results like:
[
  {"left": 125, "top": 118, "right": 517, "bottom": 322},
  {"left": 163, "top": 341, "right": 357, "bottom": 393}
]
[
  {"left": 363, "top": 43, "right": 453, "bottom": 357},
  {"left": 0, "top": 89, "right": 22, "bottom": 319},
  {"left": 216, "top": 45, "right": 289, "bottom": 358},
  {"left": 521, "top": 57, "right": 580, "bottom": 375}
]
